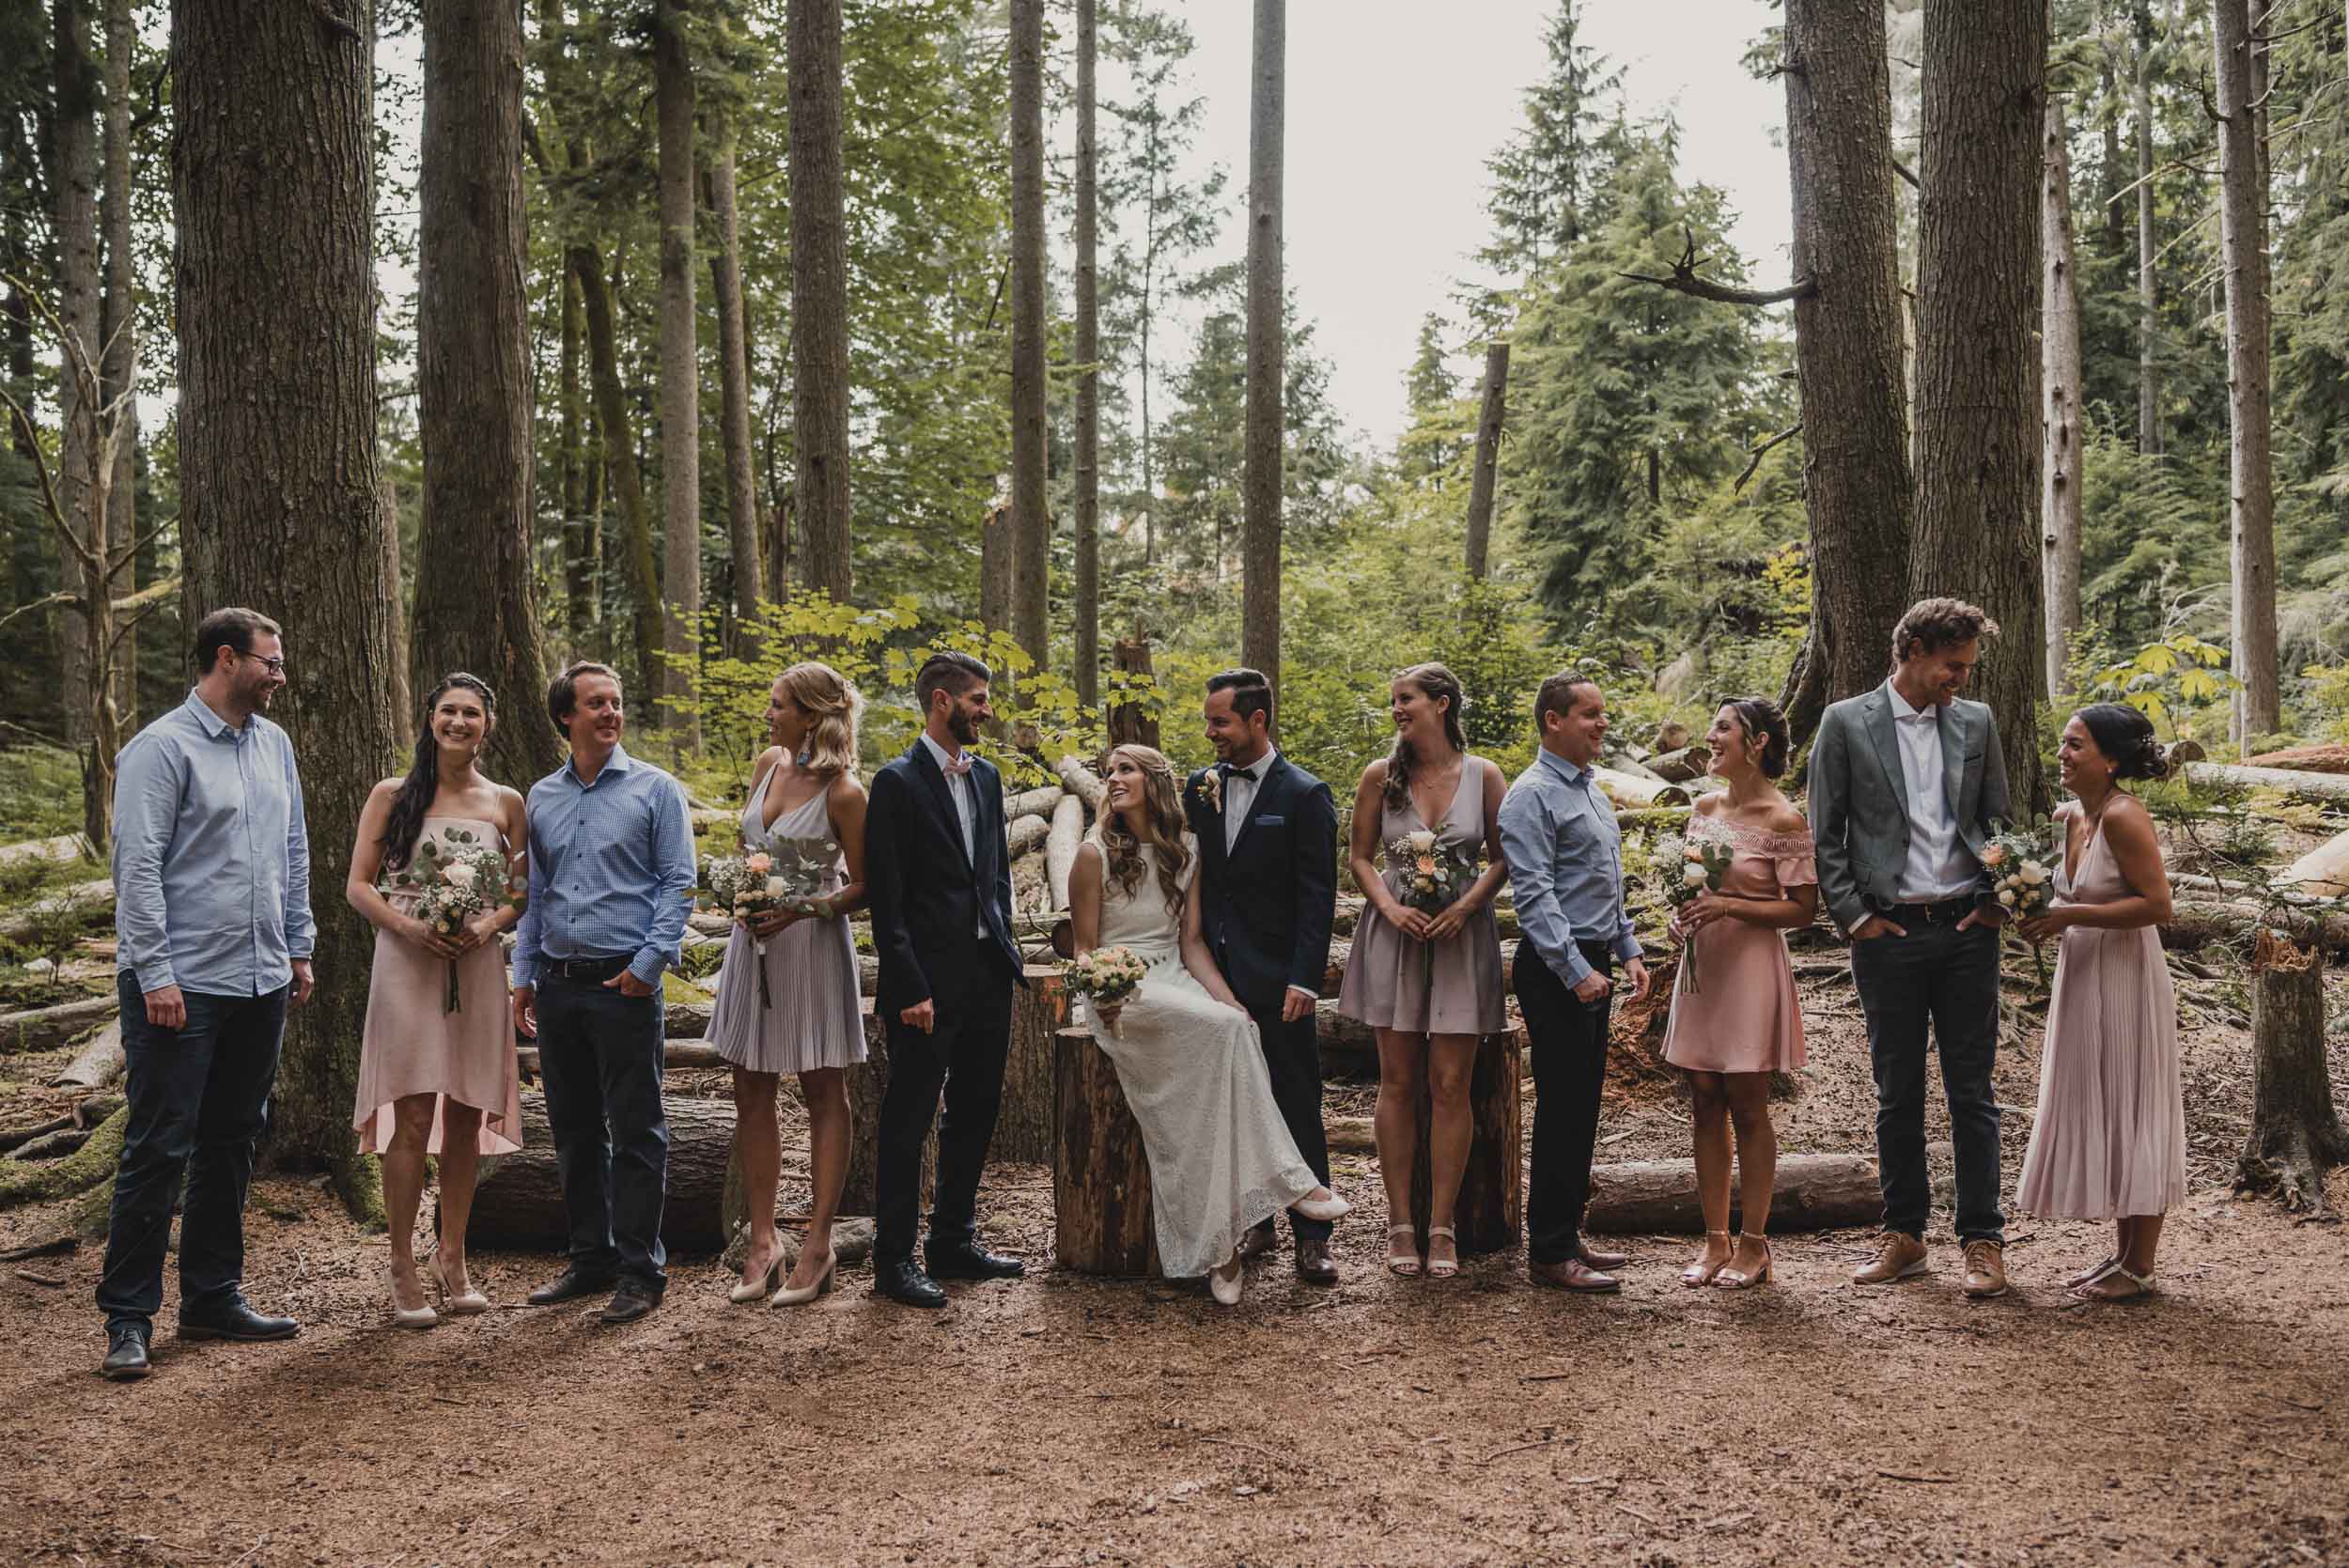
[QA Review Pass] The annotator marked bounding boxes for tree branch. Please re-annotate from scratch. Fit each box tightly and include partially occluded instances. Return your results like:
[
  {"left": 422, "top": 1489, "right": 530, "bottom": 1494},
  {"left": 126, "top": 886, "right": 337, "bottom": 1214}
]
[
  {"left": 129, "top": 50, "right": 171, "bottom": 136},
  {"left": 304, "top": 0, "right": 364, "bottom": 43},
  {"left": 1620, "top": 231, "right": 1814, "bottom": 307},
  {"left": 1891, "top": 157, "right": 1921, "bottom": 192},
  {"left": 1735, "top": 424, "right": 1803, "bottom": 492},
  {"left": 108, "top": 577, "right": 180, "bottom": 651},
  {"left": 0, "top": 592, "right": 82, "bottom": 639}
]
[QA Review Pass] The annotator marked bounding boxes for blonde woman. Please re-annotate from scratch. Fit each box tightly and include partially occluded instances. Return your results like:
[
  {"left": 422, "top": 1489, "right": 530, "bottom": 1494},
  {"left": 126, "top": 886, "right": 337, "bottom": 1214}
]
[
  {"left": 1069, "top": 745, "right": 1349, "bottom": 1306},
  {"left": 708, "top": 663, "right": 870, "bottom": 1307}
]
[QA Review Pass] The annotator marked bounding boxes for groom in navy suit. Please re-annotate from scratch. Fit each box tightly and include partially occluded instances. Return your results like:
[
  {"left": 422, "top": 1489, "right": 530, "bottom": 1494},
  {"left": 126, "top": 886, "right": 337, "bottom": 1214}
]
[
  {"left": 864, "top": 651, "right": 1026, "bottom": 1308},
  {"left": 1184, "top": 668, "right": 1343, "bottom": 1284}
]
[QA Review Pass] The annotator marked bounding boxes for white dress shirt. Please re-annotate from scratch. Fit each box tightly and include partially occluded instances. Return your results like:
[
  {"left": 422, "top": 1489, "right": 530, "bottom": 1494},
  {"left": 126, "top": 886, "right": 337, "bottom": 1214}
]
[
  {"left": 920, "top": 732, "right": 988, "bottom": 935},
  {"left": 1884, "top": 681, "right": 1977, "bottom": 901},
  {"left": 1221, "top": 748, "right": 1276, "bottom": 852}
]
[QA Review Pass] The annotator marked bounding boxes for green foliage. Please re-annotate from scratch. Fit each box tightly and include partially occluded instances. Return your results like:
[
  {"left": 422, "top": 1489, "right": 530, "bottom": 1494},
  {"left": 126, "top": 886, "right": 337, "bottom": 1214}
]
[
  {"left": 2081, "top": 631, "right": 2236, "bottom": 740},
  {"left": 0, "top": 748, "right": 88, "bottom": 845}
]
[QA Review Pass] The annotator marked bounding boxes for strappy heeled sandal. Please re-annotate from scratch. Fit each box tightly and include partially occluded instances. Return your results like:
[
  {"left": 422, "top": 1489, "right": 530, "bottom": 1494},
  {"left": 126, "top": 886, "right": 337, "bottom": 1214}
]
[
  {"left": 1682, "top": 1230, "right": 1733, "bottom": 1287},
  {"left": 2063, "top": 1254, "right": 2119, "bottom": 1290},
  {"left": 2071, "top": 1258, "right": 2156, "bottom": 1302},
  {"left": 1386, "top": 1224, "right": 1423, "bottom": 1278},
  {"left": 1714, "top": 1235, "right": 1772, "bottom": 1290},
  {"left": 1424, "top": 1225, "right": 1459, "bottom": 1280}
]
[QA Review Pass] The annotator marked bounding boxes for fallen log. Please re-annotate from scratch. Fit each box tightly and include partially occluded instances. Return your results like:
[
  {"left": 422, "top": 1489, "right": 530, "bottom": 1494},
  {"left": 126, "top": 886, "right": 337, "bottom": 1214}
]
[
  {"left": 1593, "top": 766, "right": 1691, "bottom": 810},
  {"left": 1006, "top": 784, "right": 1066, "bottom": 822},
  {"left": 0, "top": 1103, "right": 128, "bottom": 1209},
  {"left": 1008, "top": 815, "right": 1050, "bottom": 859},
  {"left": 2243, "top": 743, "right": 2349, "bottom": 775},
  {"left": 10, "top": 1127, "right": 90, "bottom": 1161},
  {"left": 0, "top": 832, "right": 88, "bottom": 869},
  {"left": 1645, "top": 746, "right": 1711, "bottom": 784},
  {"left": 0, "top": 877, "right": 115, "bottom": 943},
  {"left": 461, "top": 1092, "right": 739, "bottom": 1253},
  {"left": 2278, "top": 826, "right": 2349, "bottom": 896},
  {"left": 1045, "top": 794, "right": 1085, "bottom": 910},
  {"left": 1584, "top": 1152, "right": 1896, "bottom": 1234},
  {"left": 1055, "top": 753, "right": 1106, "bottom": 812},
  {"left": 49, "top": 1020, "right": 125, "bottom": 1089},
  {"left": 2183, "top": 760, "right": 2349, "bottom": 805},
  {"left": 0, "top": 1112, "right": 73, "bottom": 1156},
  {"left": 0, "top": 994, "right": 117, "bottom": 1055},
  {"left": 2164, "top": 898, "right": 2349, "bottom": 955}
]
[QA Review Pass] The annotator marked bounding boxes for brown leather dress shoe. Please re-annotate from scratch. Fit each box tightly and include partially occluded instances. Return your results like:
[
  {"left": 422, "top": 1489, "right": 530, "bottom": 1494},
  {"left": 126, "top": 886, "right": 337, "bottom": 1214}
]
[
  {"left": 1295, "top": 1236, "right": 1339, "bottom": 1285},
  {"left": 1578, "top": 1242, "right": 1628, "bottom": 1271},
  {"left": 1961, "top": 1238, "right": 2009, "bottom": 1298},
  {"left": 1851, "top": 1231, "right": 1928, "bottom": 1285},
  {"left": 1236, "top": 1220, "right": 1278, "bottom": 1262},
  {"left": 1528, "top": 1257, "right": 1620, "bottom": 1293}
]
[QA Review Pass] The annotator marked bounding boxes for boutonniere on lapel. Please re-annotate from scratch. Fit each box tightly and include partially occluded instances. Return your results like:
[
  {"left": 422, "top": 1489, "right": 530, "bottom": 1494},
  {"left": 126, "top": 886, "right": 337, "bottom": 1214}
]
[{"left": 1198, "top": 768, "right": 1225, "bottom": 815}]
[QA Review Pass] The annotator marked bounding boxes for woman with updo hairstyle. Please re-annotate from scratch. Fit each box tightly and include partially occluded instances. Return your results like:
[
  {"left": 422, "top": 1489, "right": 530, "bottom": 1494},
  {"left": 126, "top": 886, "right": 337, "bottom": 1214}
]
[
  {"left": 709, "top": 660, "right": 871, "bottom": 1307},
  {"left": 2013, "top": 702, "right": 2184, "bottom": 1301},
  {"left": 347, "top": 674, "right": 530, "bottom": 1327},
  {"left": 1660, "top": 696, "right": 1818, "bottom": 1290}
]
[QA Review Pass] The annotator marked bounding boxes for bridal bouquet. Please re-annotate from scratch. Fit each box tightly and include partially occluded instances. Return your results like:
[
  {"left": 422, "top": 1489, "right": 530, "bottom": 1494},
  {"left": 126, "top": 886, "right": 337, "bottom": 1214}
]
[
  {"left": 1656, "top": 831, "right": 1737, "bottom": 994},
  {"left": 1066, "top": 945, "right": 1148, "bottom": 1038},
  {"left": 700, "top": 852, "right": 785, "bottom": 1009},
  {"left": 392, "top": 832, "right": 516, "bottom": 1015}
]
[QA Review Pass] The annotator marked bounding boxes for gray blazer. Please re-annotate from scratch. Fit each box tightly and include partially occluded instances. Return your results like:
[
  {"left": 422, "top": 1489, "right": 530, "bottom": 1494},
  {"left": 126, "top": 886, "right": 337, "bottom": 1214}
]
[{"left": 1808, "top": 686, "right": 2011, "bottom": 935}]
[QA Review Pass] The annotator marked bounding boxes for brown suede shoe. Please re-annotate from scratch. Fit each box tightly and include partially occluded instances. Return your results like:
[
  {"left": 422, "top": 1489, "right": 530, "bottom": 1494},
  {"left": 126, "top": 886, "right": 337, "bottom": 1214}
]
[
  {"left": 1577, "top": 1242, "right": 1629, "bottom": 1271},
  {"left": 1528, "top": 1257, "right": 1620, "bottom": 1293},
  {"left": 1961, "top": 1239, "right": 2009, "bottom": 1298},
  {"left": 1295, "top": 1237, "right": 1339, "bottom": 1286},
  {"left": 1851, "top": 1231, "right": 1928, "bottom": 1285}
]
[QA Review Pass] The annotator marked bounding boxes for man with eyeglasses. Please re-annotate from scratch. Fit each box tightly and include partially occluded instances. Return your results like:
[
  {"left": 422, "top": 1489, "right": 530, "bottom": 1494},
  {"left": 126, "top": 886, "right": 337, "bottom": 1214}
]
[{"left": 98, "top": 607, "right": 315, "bottom": 1381}]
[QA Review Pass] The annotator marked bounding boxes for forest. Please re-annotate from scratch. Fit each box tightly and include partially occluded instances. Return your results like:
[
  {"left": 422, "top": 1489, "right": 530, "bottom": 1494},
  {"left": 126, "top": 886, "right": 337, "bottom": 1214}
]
[{"left": 3, "top": 1, "right": 2348, "bottom": 1562}]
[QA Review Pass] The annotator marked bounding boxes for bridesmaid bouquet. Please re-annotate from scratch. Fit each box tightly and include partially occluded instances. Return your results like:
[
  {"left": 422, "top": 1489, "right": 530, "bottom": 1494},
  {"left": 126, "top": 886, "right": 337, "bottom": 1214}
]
[
  {"left": 700, "top": 852, "right": 784, "bottom": 1009},
  {"left": 1385, "top": 825, "right": 1479, "bottom": 918},
  {"left": 764, "top": 835, "right": 842, "bottom": 917},
  {"left": 1066, "top": 945, "right": 1148, "bottom": 1038},
  {"left": 397, "top": 834, "right": 517, "bottom": 1015},
  {"left": 1656, "top": 832, "right": 1737, "bottom": 994},
  {"left": 1981, "top": 822, "right": 2057, "bottom": 922}
]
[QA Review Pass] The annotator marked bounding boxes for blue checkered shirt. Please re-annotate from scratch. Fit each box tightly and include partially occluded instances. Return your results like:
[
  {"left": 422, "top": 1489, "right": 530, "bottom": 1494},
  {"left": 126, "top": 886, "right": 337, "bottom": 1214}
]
[
  {"left": 1497, "top": 747, "right": 1641, "bottom": 988},
  {"left": 511, "top": 744, "right": 694, "bottom": 989}
]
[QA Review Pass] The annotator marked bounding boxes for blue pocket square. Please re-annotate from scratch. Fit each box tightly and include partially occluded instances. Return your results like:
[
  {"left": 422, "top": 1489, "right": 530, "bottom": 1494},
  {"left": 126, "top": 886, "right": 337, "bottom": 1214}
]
[{"left": 1257, "top": 815, "right": 1285, "bottom": 826}]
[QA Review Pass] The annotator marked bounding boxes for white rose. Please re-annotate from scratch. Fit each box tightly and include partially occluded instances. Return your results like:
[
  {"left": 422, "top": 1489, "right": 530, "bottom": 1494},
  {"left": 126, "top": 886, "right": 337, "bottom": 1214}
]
[
  {"left": 1406, "top": 829, "right": 1437, "bottom": 854},
  {"left": 442, "top": 863, "right": 477, "bottom": 890},
  {"left": 1997, "top": 889, "right": 2017, "bottom": 907},
  {"left": 767, "top": 877, "right": 788, "bottom": 897},
  {"left": 1682, "top": 863, "right": 1710, "bottom": 888},
  {"left": 2019, "top": 862, "right": 2047, "bottom": 885}
]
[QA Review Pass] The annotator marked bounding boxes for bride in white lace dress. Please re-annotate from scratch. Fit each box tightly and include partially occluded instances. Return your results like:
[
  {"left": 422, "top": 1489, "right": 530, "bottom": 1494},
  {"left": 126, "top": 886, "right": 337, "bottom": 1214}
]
[{"left": 1070, "top": 745, "right": 1350, "bottom": 1304}]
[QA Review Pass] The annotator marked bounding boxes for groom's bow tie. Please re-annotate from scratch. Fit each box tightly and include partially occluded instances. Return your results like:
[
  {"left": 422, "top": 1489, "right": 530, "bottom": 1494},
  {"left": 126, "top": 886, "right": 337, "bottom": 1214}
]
[
  {"left": 940, "top": 750, "right": 974, "bottom": 777},
  {"left": 1215, "top": 761, "right": 1240, "bottom": 779}
]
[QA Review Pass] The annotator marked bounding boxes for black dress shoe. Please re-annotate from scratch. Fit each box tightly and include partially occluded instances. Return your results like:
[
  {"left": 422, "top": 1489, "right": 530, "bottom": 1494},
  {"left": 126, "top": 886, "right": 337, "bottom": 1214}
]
[
  {"left": 101, "top": 1323, "right": 151, "bottom": 1381},
  {"left": 875, "top": 1256, "right": 948, "bottom": 1308},
  {"left": 1235, "top": 1219, "right": 1278, "bottom": 1262},
  {"left": 1295, "top": 1237, "right": 1339, "bottom": 1286},
  {"left": 177, "top": 1298, "right": 299, "bottom": 1342},
  {"left": 527, "top": 1265, "right": 617, "bottom": 1307},
  {"left": 599, "top": 1284, "right": 661, "bottom": 1325},
  {"left": 925, "top": 1240, "right": 1026, "bottom": 1281}
]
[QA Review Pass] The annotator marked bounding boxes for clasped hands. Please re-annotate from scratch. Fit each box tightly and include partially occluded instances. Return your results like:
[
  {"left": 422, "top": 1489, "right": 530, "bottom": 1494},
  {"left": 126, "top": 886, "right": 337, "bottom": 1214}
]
[
  {"left": 1386, "top": 893, "right": 1486, "bottom": 945},
  {"left": 410, "top": 910, "right": 504, "bottom": 962}
]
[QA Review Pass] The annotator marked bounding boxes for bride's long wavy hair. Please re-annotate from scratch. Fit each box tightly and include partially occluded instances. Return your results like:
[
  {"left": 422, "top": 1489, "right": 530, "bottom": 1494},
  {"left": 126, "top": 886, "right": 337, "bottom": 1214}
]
[{"left": 1090, "top": 744, "right": 1192, "bottom": 917}]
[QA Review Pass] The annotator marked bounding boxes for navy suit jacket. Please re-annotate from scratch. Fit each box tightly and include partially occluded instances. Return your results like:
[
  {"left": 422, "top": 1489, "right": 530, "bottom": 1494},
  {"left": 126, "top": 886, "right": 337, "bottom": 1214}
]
[
  {"left": 1183, "top": 755, "right": 1339, "bottom": 1013},
  {"left": 864, "top": 740, "right": 1020, "bottom": 1013}
]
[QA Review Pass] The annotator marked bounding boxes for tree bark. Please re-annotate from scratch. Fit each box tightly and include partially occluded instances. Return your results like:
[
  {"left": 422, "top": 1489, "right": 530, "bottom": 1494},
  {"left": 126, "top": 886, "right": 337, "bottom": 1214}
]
[
  {"left": 2238, "top": 932, "right": 2349, "bottom": 1213},
  {"left": 1406, "top": 1028, "right": 1521, "bottom": 1251},
  {"left": 1053, "top": 1027, "right": 1159, "bottom": 1276},
  {"left": 790, "top": 0, "right": 853, "bottom": 604},
  {"left": 994, "top": 966, "right": 1066, "bottom": 1164},
  {"left": 653, "top": 0, "right": 698, "bottom": 746},
  {"left": 414, "top": 0, "right": 559, "bottom": 789},
  {"left": 99, "top": 0, "right": 136, "bottom": 734},
  {"left": 465, "top": 1093, "right": 738, "bottom": 1252},
  {"left": 377, "top": 476, "right": 411, "bottom": 753},
  {"left": 54, "top": 0, "right": 100, "bottom": 751},
  {"left": 2042, "top": 92, "right": 2084, "bottom": 699},
  {"left": 1072, "top": 0, "right": 1100, "bottom": 712},
  {"left": 1779, "top": 0, "right": 1914, "bottom": 748},
  {"left": 1110, "top": 630, "right": 1159, "bottom": 747},
  {"left": 706, "top": 110, "right": 762, "bottom": 644},
  {"left": 173, "top": 0, "right": 398, "bottom": 1203},
  {"left": 573, "top": 241, "right": 662, "bottom": 696},
  {"left": 2133, "top": 2, "right": 2162, "bottom": 456},
  {"left": 1584, "top": 1153, "right": 1893, "bottom": 1234},
  {"left": 1241, "top": 0, "right": 1285, "bottom": 712},
  {"left": 1463, "top": 341, "right": 1508, "bottom": 582},
  {"left": 979, "top": 501, "right": 1013, "bottom": 641},
  {"left": 556, "top": 232, "right": 599, "bottom": 654},
  {"left": 1008, "top": 0, "right": 1050, "bottom": 674},
  {"left": 2213, "top": 0, "right": 2279, "bottom": 742},
  {"left": 1909, "top": 0, "right": 2046, "bottom": 811}
]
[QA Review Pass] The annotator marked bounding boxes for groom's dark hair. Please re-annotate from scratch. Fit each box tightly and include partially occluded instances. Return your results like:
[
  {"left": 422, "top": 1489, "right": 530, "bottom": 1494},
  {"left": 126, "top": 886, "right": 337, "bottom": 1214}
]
[
  {"left": 915, "top": 650, "right": 990, "bottom": 716},
  {"left": 1206, "top": 667, "right": 1272, "bottom": 726}
]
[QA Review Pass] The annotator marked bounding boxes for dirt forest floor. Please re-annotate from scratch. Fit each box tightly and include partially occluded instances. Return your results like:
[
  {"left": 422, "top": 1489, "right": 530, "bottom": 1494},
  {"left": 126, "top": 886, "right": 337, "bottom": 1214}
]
[{"left": 7, "top": 956, "right": 2349, "bottom": 1568}]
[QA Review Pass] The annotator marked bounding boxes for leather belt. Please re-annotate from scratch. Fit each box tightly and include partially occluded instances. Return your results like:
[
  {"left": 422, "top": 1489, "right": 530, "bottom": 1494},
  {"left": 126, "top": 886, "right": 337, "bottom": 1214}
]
[
  {"left": 1887, "top": 896, "right": 1976, "bottom": 924},
  {"left": 540, "top": 954, "right": 634, "bottom": 984}
]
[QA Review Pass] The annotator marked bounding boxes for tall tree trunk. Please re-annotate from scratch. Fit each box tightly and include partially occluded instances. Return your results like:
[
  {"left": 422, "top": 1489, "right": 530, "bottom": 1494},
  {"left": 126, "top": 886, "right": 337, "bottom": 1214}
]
[
  {"left": 1072, "top": 0, "right": 1100, "bottom": 711},
  {"left": 99, "top": 0, "right": 137, "bottom": 734},
  {"left": 2042, "top": 94, "right": 2085, "bottom": 699},
  {"left": 174, "top": 0, "right": 398, "bottom": 1206},
  {"left": 574, "top": 241, "right": 662, "bottom": 698},
  {"left": 1911, "top": 0, "right": 2046, "bottom": 811},
  {"left": 2133, "top": 2, "right": 2162, "bottom": 455},
  {"left": 2096, "top": 56, "right": 2126, "bottom": 257},
  {"left": 706, "top": 111, "right": 761, "bottom": 644},
  {"left": 378, "top": 475, "right": 412, "bottom": 753},
  {"left": 1779, "top": 0, "right": 1914, "bottom": 749},
  {"left": 2214, "top": 0, "right": 2278, "bottom": 741},
  {"left": 557, "top": 234, "right": 598, "bottom": 654},
  {"left": 413, "top": 0, "right": 560, "bottom": 790},
  {"left": 979, "top": 502, "right": 1013, "bottom": 641},
  {"left": 1241, "top": 0, "right": 1285, "bottom": 708},
  {"left": 653, "top": 0, "right": 698, "bottom": 745},
  {"left": 790, "top": 0, "right": 853, "bottom": 604},
  {"left": 1464, "top": 341, "right": 1508, "bottom": 581},
  {"left": 54, "top": 0, "right": 100, "bottom": 749},
  {"left": 1008, "top": 0, "right": 1049, "bottom": 674}
]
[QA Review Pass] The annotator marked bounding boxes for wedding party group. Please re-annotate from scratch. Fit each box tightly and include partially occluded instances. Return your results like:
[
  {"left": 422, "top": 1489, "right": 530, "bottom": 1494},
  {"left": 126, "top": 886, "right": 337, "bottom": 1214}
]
[{"left": 88, "top": 596, "right": 2187, "bottom": 1385}]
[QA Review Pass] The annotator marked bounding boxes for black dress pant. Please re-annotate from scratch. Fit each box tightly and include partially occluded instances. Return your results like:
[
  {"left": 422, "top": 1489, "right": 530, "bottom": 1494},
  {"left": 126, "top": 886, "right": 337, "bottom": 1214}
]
[
  {"left": 875, "top": 943, "right": 1015, "bottom": 1261},
  {"left": 1516, "top": 940, "right": 1614, "bottom": 1266},
  {"left": 1244, "top": 994, "right": 1332, "bottom": 1243},
  {"left": 536, "top": 967, "right": 670, "bottom": 1295}
]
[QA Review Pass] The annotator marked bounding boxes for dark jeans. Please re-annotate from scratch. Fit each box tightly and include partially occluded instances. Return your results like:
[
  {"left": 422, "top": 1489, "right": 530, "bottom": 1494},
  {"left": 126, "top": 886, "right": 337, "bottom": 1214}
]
[
  {"left": 1516, "top": 940, "right": 1613, "bottom": 1266},
  {"left": 537, "top": 970, "right": 669, "bottom": 1293},
  {"left": 875, "top": 943, "right": 1015, "bottom": 1261},
  {"left": 1243, "top": 994, "right": 1332, "bottom": 1243},
  {"left": 1850, "top": 916, "right": 2005, "bottom": 1243},
  {"left": 98, "top": 970, "right": 288, "bottom": 1331}
]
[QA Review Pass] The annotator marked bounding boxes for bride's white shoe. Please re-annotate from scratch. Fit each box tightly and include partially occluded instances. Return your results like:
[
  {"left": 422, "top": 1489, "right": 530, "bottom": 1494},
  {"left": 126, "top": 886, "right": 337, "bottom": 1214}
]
[
  {"left": 1208, "top": 1252, "right": 1245, "bottom": 1307},
  {"left": 1292, "top": 1188, "right": 1350, "bottom": 1224}
]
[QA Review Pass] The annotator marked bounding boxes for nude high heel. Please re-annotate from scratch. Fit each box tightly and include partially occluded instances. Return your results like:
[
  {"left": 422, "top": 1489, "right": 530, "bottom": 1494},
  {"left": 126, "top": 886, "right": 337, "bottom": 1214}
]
[
  {"left": 391, "top": 1263, "right": 438, "bottom": 1330},
  {"left": 1423, "top": 1225, "right": 1459, "bottom": 1280},
  {"left": 432, "top": 1255, "right": 490, "bottom": 1315},
  {"left": 770, "top": 1250, "right": 836, "bottom": 1307},
  {"left": 1714, "top": 1236, "right": 1772, "bottom": 1290},
  {"left": 1682, "top": 1230, "right": 1733, "bottom": 1288},
  {"left": 729, "top": 1248, "right": 784, "bottom": 1305},
  {"left": 1386, "top": 1224, "right": 1423, "bottom": 1278}
]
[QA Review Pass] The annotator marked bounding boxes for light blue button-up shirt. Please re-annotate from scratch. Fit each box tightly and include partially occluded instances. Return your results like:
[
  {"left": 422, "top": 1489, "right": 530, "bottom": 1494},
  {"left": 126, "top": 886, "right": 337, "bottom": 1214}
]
[
  {"left": 112, "top": 689, "right": 315, "bottom": 997},
  {"left": 1497, "top": 747, "right": 1641, "bottom": 989},
  {"left": 511, "top": 744, "right": 694, "bottom": 989}
]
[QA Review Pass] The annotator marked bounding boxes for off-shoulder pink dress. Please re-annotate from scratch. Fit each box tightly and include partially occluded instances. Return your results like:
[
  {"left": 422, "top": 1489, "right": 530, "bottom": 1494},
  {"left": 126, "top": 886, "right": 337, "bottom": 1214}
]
[{"left": 1660, "top": 812, "right": 1814, "bottom": 1074}]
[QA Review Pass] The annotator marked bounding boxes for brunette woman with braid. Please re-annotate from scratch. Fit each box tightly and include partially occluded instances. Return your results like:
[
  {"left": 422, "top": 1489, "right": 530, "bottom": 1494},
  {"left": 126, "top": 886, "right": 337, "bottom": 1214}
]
[
  {"left": 346, "top": 674, "right": 528, "bottom": 1328},
  {"left": 1337, "top": 663, "right": 1508, "bottom": 1280}
]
